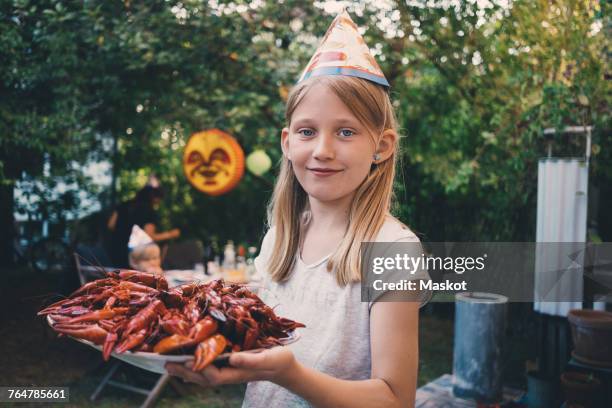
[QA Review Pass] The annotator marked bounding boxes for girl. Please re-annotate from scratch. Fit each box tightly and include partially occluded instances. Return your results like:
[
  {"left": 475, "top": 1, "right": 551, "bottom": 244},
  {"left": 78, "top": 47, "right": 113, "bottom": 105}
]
[{"left": 167, "top": 11, "right": 430, "bottom": 408}]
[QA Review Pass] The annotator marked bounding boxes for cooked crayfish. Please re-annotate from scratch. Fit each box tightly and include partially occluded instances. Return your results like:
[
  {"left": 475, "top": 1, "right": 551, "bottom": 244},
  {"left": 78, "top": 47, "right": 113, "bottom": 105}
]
[{"left": 40, "top": 270, "right": 304, "bottom": 371}]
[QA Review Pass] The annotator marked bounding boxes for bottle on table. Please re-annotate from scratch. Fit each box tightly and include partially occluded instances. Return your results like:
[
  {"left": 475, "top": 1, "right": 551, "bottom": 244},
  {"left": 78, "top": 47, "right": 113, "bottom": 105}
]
[
  {"left": 202, "top": 238, "right": 214, "bottom": 275},
  {"left": 236, "top": 245, "right": 247, "bottom": 273},
  {"left": 246, "top": 246, "right": 258, "bottom": 280},
  {"left": 222, "top": 240, "right": 236, "bottom": 271}
]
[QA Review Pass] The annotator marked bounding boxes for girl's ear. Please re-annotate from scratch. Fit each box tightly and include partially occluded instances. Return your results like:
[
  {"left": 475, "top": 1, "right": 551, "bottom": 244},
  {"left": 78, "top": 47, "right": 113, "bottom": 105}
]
[
  {"left": 374, "top": 129, "right": 398, "bottom": 163},
  {"left": 281, "top": 127, "right": 291, "bottom": 161}
]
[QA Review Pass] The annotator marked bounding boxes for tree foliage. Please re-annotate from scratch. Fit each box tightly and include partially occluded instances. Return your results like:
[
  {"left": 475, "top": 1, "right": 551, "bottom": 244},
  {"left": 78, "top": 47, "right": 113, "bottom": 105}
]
[
  {"left": 1, "top": 0, "right": 609, "bottom": 255},
  {"left": 389, "top": 0, "right": 609, "bottom": 240}
]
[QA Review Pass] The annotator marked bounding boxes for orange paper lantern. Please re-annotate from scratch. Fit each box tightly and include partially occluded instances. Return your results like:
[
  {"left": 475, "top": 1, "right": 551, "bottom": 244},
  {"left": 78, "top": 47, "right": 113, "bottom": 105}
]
[{"left": 183, "top": 129, "right": 245, "bottom": 196}]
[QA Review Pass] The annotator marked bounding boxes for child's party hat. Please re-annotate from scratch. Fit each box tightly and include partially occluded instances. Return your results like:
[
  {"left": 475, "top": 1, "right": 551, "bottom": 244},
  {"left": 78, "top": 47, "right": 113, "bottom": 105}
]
[
  {"left": 297, "top": 10, "right": 389, "bottom": 87},
  {"left": 128, "top": 225, "right": 154, "bottom": 250}
]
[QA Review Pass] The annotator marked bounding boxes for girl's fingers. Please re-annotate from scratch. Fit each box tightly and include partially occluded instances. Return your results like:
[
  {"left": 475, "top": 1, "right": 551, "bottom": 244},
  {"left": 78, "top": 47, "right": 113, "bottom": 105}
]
[
  {"left": 200, "top": 363, "right": 248, "bottom": 385},
  {"left": 165, "top": 363, "right": 210, "bottom": 387},
  {"left": 200, "top": 364, "right": 275, "bottom": 385},
  {"left": 230, "top": 346, "right": 289, "bottom": 368},
  {"left": 229, "top": 351, "right": 268, "bottom": 369},
  {"left": 167, "top": 351, "right": 279, "bottom": 386}
]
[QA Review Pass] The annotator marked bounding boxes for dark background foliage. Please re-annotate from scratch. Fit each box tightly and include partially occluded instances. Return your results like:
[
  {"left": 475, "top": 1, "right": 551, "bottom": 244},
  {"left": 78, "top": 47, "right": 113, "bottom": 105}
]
[{"left": 1, "top": 0, "right": 609, "bottom": 264}]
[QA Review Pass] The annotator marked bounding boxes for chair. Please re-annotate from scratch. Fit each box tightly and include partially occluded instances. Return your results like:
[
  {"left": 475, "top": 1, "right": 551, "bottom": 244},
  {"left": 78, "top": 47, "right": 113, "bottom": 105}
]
[
  {"left": 74, "top": 243, "right": 112, "bottom": 266},
  {"left": 74, "top": 255, "right": 114, "bottom": 285},
  {"left": 162, "top": 240, "right": 204, "bottom": 270},
  {"left": 71, "top": 246, "right": 188, "bottom": 407},
  {"left": 73, "top": 244, "right": 115, "bottom": 285},
  {"left": 89, "top": 361, "right": 187, "bottom": 408}
]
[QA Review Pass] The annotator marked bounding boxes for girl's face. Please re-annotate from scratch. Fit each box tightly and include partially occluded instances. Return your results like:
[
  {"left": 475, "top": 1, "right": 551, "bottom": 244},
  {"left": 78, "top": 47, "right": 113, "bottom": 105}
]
[{"left": 281, "top": 84, "right": 377, "bottom": 203}]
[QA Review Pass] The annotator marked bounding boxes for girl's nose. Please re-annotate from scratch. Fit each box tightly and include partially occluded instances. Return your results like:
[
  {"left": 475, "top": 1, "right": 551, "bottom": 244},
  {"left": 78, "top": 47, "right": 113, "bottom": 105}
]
[{"left": 312, "top": 133, "right": 336, "bottom": 160}]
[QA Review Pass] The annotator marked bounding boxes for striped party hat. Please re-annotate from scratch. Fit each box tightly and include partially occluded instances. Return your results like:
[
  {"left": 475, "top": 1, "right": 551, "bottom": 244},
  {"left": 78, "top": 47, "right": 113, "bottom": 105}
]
[{"left": 297, "top": 10, "right": 389, "bottom": 88}]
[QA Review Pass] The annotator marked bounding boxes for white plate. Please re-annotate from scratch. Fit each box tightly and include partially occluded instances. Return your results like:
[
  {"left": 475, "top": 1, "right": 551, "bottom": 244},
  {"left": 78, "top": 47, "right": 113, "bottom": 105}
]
[{"left": 47, "top": 315, "right": 300, "bottom": 374}]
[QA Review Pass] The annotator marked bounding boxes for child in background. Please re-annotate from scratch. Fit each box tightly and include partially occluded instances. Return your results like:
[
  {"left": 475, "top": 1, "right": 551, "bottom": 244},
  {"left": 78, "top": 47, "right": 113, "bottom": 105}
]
[
  {"left": 167, "top": 10, "right": 431, "bottom": 407},
  {"left": 128, "top": 225, "right": 163, "bottom": 275},
  {"left": 107, "top": 184, "right": 180, "bottom": 268}
]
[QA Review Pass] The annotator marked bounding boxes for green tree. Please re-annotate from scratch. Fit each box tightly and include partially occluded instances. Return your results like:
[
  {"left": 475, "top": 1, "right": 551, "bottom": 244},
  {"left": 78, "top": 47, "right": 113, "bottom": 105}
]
[
  {"left": 1, "top": 0, "right": 609, "bottom": 270},
  {"left": 1, "top": 0, "right": 101, "bottom": 264},
  {"left": 390, "top": 0, "right": 609, "bottom": 240}
]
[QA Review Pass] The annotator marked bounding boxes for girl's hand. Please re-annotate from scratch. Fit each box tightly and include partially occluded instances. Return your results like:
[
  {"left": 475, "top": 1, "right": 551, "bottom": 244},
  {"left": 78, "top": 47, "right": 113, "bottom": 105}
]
[{"left": 165, "top": 346, "right": 296, "bottom": 387}]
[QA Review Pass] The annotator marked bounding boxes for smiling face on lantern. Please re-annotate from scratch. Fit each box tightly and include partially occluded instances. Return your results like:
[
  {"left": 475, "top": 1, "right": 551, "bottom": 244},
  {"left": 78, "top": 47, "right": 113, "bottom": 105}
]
[
  {"left": 183, "top": 129, "right": 245, "bottom": 196},
  {"left": 187, "top": 148, "right": 230, "bottom": 182}
]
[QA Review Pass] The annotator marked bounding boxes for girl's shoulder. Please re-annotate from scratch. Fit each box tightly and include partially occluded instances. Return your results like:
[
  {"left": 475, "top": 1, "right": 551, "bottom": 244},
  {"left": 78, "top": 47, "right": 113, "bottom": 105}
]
[
  {"left": 258, "top": 226, "right": 276, "bottom": 253},
  {"left": 375, "top": 215, "right": 420, "bottom": 243}
]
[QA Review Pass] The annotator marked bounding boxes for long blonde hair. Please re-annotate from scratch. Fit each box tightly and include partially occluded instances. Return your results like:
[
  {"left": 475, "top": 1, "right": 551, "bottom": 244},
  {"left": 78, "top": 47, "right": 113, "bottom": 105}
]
[{"left": 267, "top": 75, "right": 399, "bottom": 285}]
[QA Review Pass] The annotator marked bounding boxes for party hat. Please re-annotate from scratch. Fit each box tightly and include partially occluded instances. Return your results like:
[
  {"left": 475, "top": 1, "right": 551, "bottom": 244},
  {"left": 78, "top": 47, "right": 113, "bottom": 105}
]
[
  {"left": 297, "top": 10, "right": 389, "bottom": 87},
  {"left": 128, "top": 225, "right": 154, "bottom": 250}
]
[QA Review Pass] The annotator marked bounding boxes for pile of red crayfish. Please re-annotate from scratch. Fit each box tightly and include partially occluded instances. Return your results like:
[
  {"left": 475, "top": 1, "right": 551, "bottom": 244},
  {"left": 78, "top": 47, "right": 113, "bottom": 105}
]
[{"left": 38, "top": 270, "right": 304, "bottom": 371}]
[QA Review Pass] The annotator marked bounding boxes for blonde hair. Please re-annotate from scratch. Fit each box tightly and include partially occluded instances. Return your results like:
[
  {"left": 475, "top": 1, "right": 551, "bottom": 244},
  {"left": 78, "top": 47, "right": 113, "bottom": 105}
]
[
  {"left": 267, "top": 75, "right": 399, "bottom": 285},
  {"left": 129, "top": 243, "right": 161, "bottom": 269}
]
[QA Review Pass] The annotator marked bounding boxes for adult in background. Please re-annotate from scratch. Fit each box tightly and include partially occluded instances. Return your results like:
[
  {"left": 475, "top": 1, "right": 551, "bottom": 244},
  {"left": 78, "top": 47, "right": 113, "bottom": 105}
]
[{"left": 107, "top": 186, "right": 180, "bottom": 268}]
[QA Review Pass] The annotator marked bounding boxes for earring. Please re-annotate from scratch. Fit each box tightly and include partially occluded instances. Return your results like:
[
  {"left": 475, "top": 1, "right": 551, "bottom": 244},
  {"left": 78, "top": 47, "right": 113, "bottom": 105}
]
[{"left": 373, "top": 153, "right": 381, "bottom": 161}]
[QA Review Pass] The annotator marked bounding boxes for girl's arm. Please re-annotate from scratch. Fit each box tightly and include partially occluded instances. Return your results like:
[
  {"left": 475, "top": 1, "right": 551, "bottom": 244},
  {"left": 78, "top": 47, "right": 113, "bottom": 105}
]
[
  {"left": 369, "top": 300, "right": 420, "bottom": 407},
  {"left": 279, "top": 301, "right": 419, "bottom": 408},
  {"left": 166, "top": 301, "right": 420, "bottom": 408}
]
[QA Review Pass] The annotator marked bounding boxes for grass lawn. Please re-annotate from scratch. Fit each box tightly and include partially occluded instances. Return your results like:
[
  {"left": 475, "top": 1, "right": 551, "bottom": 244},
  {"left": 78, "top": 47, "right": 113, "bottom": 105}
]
[
  {"left": 0, "top": 267, "right": 453, "bottom": 407},
  {"left": 418, "top": 309, "right": 454, "bottom": 387}
]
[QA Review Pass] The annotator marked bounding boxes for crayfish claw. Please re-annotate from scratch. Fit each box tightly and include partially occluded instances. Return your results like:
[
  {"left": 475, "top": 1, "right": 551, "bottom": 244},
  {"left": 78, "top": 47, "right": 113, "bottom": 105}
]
[{"left": 192, "top": 334, "right": 227, "bottom": 371}]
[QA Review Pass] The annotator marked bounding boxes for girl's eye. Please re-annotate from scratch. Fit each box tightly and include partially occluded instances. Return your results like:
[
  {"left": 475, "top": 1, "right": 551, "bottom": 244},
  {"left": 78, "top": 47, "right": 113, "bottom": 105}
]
[
  {"left": 339, "top": 129, "right": 355, "bottom": 137},
  {"left": 298, "top": 129, "right": 315, "bottom": 137}
]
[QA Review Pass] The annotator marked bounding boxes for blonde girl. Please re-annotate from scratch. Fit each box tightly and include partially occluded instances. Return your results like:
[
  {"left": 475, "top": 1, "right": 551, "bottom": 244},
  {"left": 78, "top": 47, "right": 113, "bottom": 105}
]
[
  {"left": 128, "top": 243, "right": 162, "bottom": 276},
  {"left": 167, "top": 71, "right": 430, "bottom": 407}
]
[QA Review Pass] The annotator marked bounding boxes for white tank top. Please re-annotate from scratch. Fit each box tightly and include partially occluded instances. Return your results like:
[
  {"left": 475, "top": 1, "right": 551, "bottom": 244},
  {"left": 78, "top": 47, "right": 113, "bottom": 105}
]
[{"left": 242, "top": 216, "right": 430, "bottom": 407}]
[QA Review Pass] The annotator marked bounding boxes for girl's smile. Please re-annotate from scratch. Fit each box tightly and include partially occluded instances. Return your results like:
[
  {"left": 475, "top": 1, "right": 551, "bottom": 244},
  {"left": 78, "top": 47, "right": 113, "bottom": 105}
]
[{"left": 307, "top": 167, "right": 344, "bottom": 177}]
